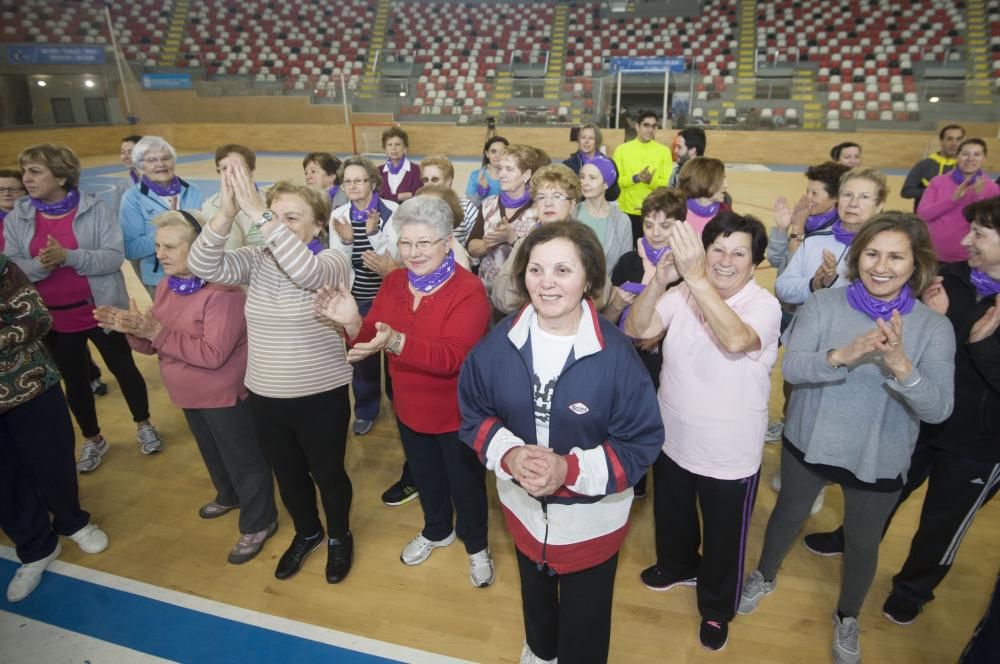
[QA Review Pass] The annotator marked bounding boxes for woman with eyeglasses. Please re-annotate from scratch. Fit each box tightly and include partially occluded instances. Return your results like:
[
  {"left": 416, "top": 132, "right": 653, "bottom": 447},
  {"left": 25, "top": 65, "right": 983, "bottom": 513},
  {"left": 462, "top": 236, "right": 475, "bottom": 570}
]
[
  {"left": 0, "top": 169, "right": 26, "bottom": 241},
  {"left": 120, "top": 136, "right": 203, "bottom": 299},
  {"left": 316, "top": 196, "right": 494, "bottom": 587},
  {"left": 418, "top": 154, "right": 478, "bottom": 247}
]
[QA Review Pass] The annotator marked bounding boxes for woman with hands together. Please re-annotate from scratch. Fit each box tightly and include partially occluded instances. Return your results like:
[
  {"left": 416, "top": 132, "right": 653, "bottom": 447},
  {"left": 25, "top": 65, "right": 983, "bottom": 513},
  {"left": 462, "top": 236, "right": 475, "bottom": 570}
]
[
  {"left": 624, "top": 213, "right": 781, "bottom": 652},
  {"left": 317, "top": 197, "right": 494, "bottom": 587},
  {"left": 739, "top": 212, "right": 956, "bottom": 664}
]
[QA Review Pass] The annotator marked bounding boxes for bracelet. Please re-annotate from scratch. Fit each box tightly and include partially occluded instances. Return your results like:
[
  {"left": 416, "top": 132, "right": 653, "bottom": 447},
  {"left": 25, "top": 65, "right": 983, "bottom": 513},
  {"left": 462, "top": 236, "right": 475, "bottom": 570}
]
[
  {"left": 386, "top": 331, "right": 403, "bottom": 355},
  {"left": 889, "top": 373, "right": 921, "bottom": 388},
  {"left": 788, "top": 232, "right": 805, "bottom": 241}
]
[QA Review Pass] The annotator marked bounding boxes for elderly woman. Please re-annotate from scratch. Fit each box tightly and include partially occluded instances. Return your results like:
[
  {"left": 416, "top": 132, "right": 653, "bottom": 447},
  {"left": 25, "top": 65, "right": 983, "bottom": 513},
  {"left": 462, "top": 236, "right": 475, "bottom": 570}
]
[
  {"left": 624, "top": 214, "right": 781, "bottom": 652},
  {"left": 1, "top": 255, "right": 109, "bottom": 603},
  {"left": 767, "top": 162, "right": 852, "bottom": 276},
  {"left": 317, "top": 196, "right": 493, "bottom": 586},
  {"left": 303, "top": 152, "right": 348, "bottom": 209},
  {"left": 94, "top": 210, "right": 278, "bottom": 565},
  {"left": 419, "top": 154, "right": 479, "bottom": 246},
  {"left": 739, "top": 213, "right": 955, "bottom": 664},
  {"left": 800, "top": 197, "right": 1000, "bottom": 626},
  {"left": 830, "top": 142, "right": 862, "bottom": 169},
  {"left": 414, "top": 184, "right": 471, "bottom": 269},
  {"left": 465, "top": 135, "right": 509, "bottom": 206},
  {"left": 563, "top": 123, "right": 620, "bottom": 202},
  {"left": 918, "top": 139, "right": 1000, "bottom": 263},
  {"left": 677, "top": 157, "right": 729, "bottom": 235},
  {"left": 776, "top": 167, "right": 889, "bottom": 306},
  {"left": 459, "top": 221, "right": 663, "bottom": 664},
  {"left": 572, "top": 154, "right": 631, "bottom": 273},
  {"left": 329, "top": 156, "right": 399, "bottom": 438},
  {"left": 0, "top": 169, "right": 25, "bottom": 237},
  {"left": 199, "top": 145, "right": 269, "bottom": 250},
  {"left": 467, "top": 144, "right": 543, "bottom": 292},
  {"left": 378, "top": 127, "right": 421, "bottom": 204},
  {"left": 4, "top": 144, "right": 161, "bottom": 472},
  {"left": 187, "top": 163, "right": 355, "bottom": 584},
  {"left": 120, "top": 135, "right": 204, "bottom": 298}
]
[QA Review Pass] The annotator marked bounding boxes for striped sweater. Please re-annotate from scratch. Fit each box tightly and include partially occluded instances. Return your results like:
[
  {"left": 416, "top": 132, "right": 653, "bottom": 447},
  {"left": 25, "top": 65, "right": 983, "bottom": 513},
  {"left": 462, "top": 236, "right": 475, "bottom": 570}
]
[{"left": 187, "top": 222, "right": 353, "bottom": 398}]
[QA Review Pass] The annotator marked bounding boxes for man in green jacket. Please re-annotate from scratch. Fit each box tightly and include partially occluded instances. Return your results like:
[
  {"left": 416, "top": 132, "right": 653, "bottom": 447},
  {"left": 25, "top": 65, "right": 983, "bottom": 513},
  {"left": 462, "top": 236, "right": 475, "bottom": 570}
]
[{"left": 612, "top": 110, "right": 673, "bottom": 242}]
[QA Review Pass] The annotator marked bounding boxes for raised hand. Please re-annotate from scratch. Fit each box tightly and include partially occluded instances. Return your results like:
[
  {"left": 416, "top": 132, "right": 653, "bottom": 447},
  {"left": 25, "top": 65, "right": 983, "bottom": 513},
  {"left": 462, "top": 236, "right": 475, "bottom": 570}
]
[
  {"left": 218, "top": 163, "right": 239, "bottom": 220},
  {"left": 664, "top": 221, "right": 705, "bottom": 285},
  {"left": 920, "top": 276, "right": 949, "bottom": 315},
  {"left": 810, "top": 248, "right": 839, "bottom": 291},
  {"left": 314, "top": 282, "right": 360, "bottom": 328},
  {"left": 361, "top": 250, "right": 400, "bottom": 277},
  {"left": 38, "top": 235, "right": 67, "bottom": 269},
  {"left": 790, "top": 195, "right": 810, "bottom": 228},
  {"left": 365, "top": 208, "right": 381, "bottom": 236},
  {"left": 874, "top": 310, "right": 912, "bottom": 378},
  {"left": 969, "top": 304, "right": 1000, "bottom": 343},
  {"left": 331, "top": 212, "right": 354, "bottom": 244},
  {"left": 773, "top": 196, "right": 793, "bottom": 231},
  {"left": 94, "top": 298, "right": 159, "bottom": 339},
  {"left": 228, "top": 159, "right": 265, "bottom": 219}
]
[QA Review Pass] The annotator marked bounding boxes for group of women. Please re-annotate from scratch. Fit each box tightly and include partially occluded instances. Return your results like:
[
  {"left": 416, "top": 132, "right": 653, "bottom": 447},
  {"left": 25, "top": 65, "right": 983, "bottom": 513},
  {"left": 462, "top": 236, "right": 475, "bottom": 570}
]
[{"left": 0, "top": 128, "right": 997, "bottom": 664}]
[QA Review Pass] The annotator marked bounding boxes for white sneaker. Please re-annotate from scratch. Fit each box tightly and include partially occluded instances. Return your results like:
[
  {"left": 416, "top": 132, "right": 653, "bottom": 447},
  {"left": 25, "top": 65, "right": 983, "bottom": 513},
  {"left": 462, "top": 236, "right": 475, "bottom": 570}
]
[
  {"left": 771, "top": 472, "right": 781, "bottom": 492},
  {"left": 7, "top": 542, "right": 61, "bottom": 602},
  {"left": 400, "top": 531, "right": 456, "bottom": 565},
  {"left": 77, "top": 436, "right": 109, "bottom": 473},
  {"left": 738, "top": 569, "right": 777, "bottom": 615},
  {"left": 832, "top": 613, "right": 862, "bottom": 664},
  {"left": 68, "top": 524, "right": 109, "bottom": 554},
  {"left": 136, "top": 423, "right": 163, "bottom": 455},
  {"left": 811, "top": 487, "right": 826, "bottom": 516},
  {"left": 469, "top": 548, "right": 495, "bottom": 587},
  {"left": 519, "top": 642, "right": 557, "bottom": 664},
  {"left": 765, "top": 419, "right": 784, "bottom": 443}
]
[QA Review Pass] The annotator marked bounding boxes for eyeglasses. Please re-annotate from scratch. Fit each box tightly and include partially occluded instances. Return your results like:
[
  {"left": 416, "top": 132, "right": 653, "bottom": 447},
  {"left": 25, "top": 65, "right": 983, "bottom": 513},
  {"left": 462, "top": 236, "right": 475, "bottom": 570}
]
[
  {"left": 343, "top": 178, "right": 370, "bottom": 187},
  {"left": 535, "top": 193, "right": 573, "bottom": 204},
  {"left": 397, "top": 238, "right": 444, "bottom": 254},
  {"left": 141, "top": 156, "right": 174, "bottom": 165},
  {"left": 421, "top": 176, "right": 445, "bottom": 184},
  {"left": 0, "top": 187, "right": 24, "bottom": 195}
]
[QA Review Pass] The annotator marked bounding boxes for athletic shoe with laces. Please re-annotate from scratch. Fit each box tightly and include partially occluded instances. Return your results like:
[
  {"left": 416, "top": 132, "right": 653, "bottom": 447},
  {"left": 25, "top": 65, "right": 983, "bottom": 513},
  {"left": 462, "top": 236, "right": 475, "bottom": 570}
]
[
  {"left": 832, "top": 613, "right": 861, "bottom": 664},
  {"left": 400, "top": 530, "right": 456, "bottom": 565},
  {"left": 6, "top": 542, "right": 61, "bottom": 602},
  {"left": 77, "top": 436, "right": 110, "bottom": 473},
  {"left": 699, "top": 618, "right": 729, "bottom": 652},
  {"left": 803, "top": 529, "right": 845, "bottom": 557},
  {"left": 381, "top": 479, "right": 419, "bottom": 506},
  {"left": 469, "top": 548, "right": 495, "bottom": 587},
  {"left": 765, "top": 419, "right": 784, "bottom": 443},
  {"left": 68, "top": 524, "right": 109, "bottom": 554},
  {"left": 640, "top": 565, "right": 697, "bottom": 591},
  {"left": 136, "top": 423, "right": 163, "bottom": 455},
  {"left": 882, "top": 593, "right": 921, "bottom": 625},
  {"left": 519, "top": 642, "right": 557, "bottom": 664},
  {"left": 90, "top": 378, "right": 108, "bottom": 396},
  {"left": 228, "top": 522, "right": 278, "bottom": 564},
  {"left": 738, "top": 570, "right": 776, "bottom": 614},
  {"left": 352, "top": 418, "right": 374, "bottom": 436}
]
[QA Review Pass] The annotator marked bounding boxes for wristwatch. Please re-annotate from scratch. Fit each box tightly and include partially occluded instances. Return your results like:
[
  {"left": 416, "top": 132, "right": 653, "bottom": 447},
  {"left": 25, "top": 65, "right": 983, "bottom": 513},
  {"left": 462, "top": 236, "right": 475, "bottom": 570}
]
[
  {"left": 788, "top": 231, "right": 805, "bottom": 241},
  {"left": 253, "top": 210, "right": 274, "bottom": 230}
]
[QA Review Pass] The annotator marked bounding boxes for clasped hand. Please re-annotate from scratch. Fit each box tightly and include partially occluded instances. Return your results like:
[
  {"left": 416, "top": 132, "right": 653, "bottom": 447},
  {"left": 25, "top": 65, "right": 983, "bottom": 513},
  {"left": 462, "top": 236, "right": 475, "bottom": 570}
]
[
  {"left": 37, "top": 235, "right": 67, "bottom": 270},
  {"left": 315, "top": 284, "right": 399, "bottom": 361},
  {"left": 831, "top": 310, "right": 912, "bottom": 378},
  {"left": 93, "top": 298, "right": 161, "bottom": 339},
  {"left": 505, "top": 446, "right": 568, "bottom": 497}
]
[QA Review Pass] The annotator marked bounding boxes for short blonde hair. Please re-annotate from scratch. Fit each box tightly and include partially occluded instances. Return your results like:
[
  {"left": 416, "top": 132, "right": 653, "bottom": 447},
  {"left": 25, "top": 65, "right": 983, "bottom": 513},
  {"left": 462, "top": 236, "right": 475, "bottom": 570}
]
[
  {"left": 840, "top": 167, "right": 889, "bottom": 205},
  {"left": 152, "top": 210, "right": 207, "bottom": 246},
  {"left": 419, "top": 154, "right": 454, "bottom": 182},
  {"left": 677, "top": 157, "right": 725, "bottom": 199},
  {"left": 266, "top": 181, "right": 331, "bottom": 243},
  {"left": 530, "top": 164, "right": 581, "bottom": 201}
]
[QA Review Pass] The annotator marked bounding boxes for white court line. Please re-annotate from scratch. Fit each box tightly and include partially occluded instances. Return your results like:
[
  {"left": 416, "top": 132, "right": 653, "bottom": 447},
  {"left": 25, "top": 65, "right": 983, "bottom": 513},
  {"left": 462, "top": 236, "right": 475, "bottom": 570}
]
[{"left": 0, "top": 545, "right": 471, "bottom": 664}]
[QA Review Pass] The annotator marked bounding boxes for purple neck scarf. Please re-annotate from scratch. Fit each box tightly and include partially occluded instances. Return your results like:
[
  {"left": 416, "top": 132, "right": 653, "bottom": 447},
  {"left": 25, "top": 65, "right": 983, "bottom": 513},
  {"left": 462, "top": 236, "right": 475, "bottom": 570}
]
[
  {"left": 640, "top": 237, "right": 669, "bottom": 266},
  {"left": 29, "top": 188, "right": 80, "bottom": 215},
  {"left": 952, "top": 169, "right": 982, "bottom": 186},
  {"left": 167, "top": 275, "right": 206, "bottom": 296},
  {"left": 129, "top": 170, "right": 140, "bottom": 184},
  {"left": 350, "top": 193, "right": 380, "bottom": 224},
  {"left": 845, "top": 280, "right": 916, "bottom": 321},
  {"left": 970, "top": 268, "right": 1000, "bottom": 297},
  {"left": 687, "top": 197, "right": 719, "bottom": 218},
  {"left": 142, "top": 175, "right": 182, "bottom": 197},
  {"left": 500, "top": 187, "right": 531, "bottom": 209},
  {"left": 385, "top": 158, "right": 406, "bottom": 176},
  {"left": 307, "top": 238, "right": 324, "bottom": 254},
  {"left": 0, "top": 209, "right": 7, "bottom": 222},
  {"left": 830, "top": 220, "right": 857, "bottom": 247},
  {"left": 327, "top": 184, "right": 340, "bottom": 201},
  {"left": 408, "top": 249, "right": 456, "bottom": 293},
  {"left": 805, "top": 208, "right": 839, "bottom": 234}
]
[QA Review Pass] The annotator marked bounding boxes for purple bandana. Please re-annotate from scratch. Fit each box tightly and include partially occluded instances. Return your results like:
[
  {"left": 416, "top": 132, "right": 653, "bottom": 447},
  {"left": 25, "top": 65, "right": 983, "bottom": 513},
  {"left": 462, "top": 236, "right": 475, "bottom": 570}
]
[
  {"left": 29, "top": 188, "right": 80, "bottom": 215},
  {"left": 617, "top": 280, "right": 647, "bottom": 333},
  {"left": 500, "top": 188, "right": 531, "bottom": 209},
  {"left": 350, "top": 193, "right": 380, "bottom": 224},
  {"left": 327, "top": 184, "right": 340, "bottom": 201},
  {"left": 952, "top": 169, "right": 982, "bottom": 186},
  {"left": 830, "top": 220, "right": 856, "bottom": 247},
  {"left": 129, "top": 170, "right": 140, "bottom": 184},
  {"left": 0, "top": 209, "right": 6, "bottom": 222},
  {"left": 408, "top": 249, "right": 455, "bottom": 293},
  {"left": 845, "top": 280, "right": 916, "bottom": 321},
  {"left": 307, "top": 238, "right": 324, "bottom": 254},
  {"left": 385, "top": 158, "right": 406, "bottom": 176},
  {"left": 805, "top": 208, "right": 839, "bottom": 234},
  {"left": 142, "top": 175, "right": 182, "bottom": 197},
  {"left": 970, "top": 268, "right": 1000, "bottom": 297},
  {"left": 640, "top": 237, "right": 670, "bottom": 265},
  {"left": 167, "top": 275, "right": 206, "bottom": 295},
  {"left": 687, "top": 197, "right": 720, "bottom": 218}
]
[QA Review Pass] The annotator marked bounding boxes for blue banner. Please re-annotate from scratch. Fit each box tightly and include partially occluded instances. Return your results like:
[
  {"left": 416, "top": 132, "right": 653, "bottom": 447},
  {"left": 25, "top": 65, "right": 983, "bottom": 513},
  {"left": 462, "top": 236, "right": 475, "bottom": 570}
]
[
  {"left": 7, "top": 45, "right": 105, "bottom": 65},
  {"left": 609, "top": 56, "right": 685, "bottom": 73},
  {"left": 141, "top": 73, "right": 193, "bottom": 90}
]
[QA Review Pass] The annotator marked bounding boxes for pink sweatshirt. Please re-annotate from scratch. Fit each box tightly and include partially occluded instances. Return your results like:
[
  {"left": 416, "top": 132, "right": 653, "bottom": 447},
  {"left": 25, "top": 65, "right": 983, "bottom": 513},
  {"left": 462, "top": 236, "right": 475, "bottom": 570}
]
[
  {"left": 918, "top": 172, "right": 1000, "bottom": 263},
  {"left": 128, "top": 280, "right": 249, "bottom": 409}
]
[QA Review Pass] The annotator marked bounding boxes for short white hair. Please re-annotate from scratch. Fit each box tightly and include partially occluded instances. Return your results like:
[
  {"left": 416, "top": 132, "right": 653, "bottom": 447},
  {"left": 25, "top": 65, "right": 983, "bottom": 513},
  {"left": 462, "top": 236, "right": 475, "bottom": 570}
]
[
  {"left": 392, "top": 196, "right": 453, "bottom": 239},
  {"left": 132, "top": 136, "right": 178, "bottom": 165}
]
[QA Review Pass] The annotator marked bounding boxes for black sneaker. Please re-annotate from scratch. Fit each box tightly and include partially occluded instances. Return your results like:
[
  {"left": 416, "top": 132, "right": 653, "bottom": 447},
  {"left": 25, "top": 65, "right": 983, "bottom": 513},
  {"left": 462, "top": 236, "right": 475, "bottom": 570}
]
[
  {"left": 803, "top": 530, "right": 844, "bottom": 557},
  {"left": 274, "top": 529, "right": 324, "bottom": 580},
  {"left": 90, "top": 379, "right": 108, "bottom": 396},
  {"left": 326, "top": 531, "right": 353, "bottom": 584},
  {"left": 381, "top": 480, "right": 419, "bottom": 506},
  {"left": 699, "top": 618, "right": 729, "bottom": 652},
  {"left": 882, "top": 593, "right": 920, "bottom": 625},
  {"left": 640, "top": 565, "right": 697, "bottom": 591}
]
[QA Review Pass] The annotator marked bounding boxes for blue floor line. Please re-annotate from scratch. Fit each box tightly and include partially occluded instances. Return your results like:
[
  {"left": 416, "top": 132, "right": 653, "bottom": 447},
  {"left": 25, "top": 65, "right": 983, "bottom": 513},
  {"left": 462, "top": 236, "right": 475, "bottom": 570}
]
[{"left": 0, "top": 558, "right": 399, "bottom": 664}]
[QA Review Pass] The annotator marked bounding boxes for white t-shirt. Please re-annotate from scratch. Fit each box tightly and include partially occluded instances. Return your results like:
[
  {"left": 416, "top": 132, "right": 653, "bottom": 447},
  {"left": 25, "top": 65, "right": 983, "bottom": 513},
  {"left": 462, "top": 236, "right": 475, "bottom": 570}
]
[{"left": 529, "top": 317, "right": 576, "bottom": 447}]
